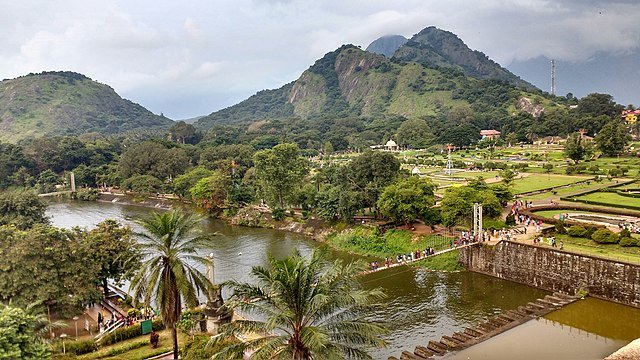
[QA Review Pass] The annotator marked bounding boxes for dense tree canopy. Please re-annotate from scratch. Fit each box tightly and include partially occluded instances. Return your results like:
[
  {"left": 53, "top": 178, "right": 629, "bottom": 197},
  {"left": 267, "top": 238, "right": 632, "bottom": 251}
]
[
  {"left": 595, "top": 121, "right": 631, "bottom": 157},
  {"left": 377, "top": 176, "right": 436, "bottom": 225},
  {"left": 439, "top": 186, "right": 502, "bottom": 227},
  {"left": 253, "top": 143, "right": 309, "bottom": 209}
]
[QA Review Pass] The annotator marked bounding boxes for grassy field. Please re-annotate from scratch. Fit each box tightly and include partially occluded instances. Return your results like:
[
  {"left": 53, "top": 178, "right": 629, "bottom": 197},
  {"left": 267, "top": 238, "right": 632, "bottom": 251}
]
[
  {"left": 574, "top": 192, "right": 640, "bottom": 209},
  {"left": 511, "top": 174, "right": 591, "bottom": 194},
  {"left": 551, "top": 234, "right": 640, "bottom": 264},
  {"left": 75, "top": 329, "right": 187, "bottom": 360},
  {"left": 521, "top": 180, "right": 619, "bottom": 201},
  {"left": 410, "top": 250, "right": 464, "bottom": 271},
  {"left": 327, "top": 227, "right": 454, "bottom": 259}
]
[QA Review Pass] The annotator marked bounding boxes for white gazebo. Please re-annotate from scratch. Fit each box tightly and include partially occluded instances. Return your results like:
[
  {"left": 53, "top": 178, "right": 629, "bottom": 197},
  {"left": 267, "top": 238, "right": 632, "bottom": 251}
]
[{"left": 384, "top": 139, "right": 399, "bottom": 151}]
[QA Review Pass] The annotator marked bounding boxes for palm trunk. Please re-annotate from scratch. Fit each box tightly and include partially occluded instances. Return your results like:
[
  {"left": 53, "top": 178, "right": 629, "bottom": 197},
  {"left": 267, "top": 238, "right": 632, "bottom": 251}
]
[{"left": 172, "top": 325, "right": 179, "bottom": 359}]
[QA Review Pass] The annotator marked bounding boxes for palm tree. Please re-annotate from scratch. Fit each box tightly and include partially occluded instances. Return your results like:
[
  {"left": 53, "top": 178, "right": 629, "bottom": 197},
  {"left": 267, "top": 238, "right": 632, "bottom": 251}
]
[
  {"left": 130, "top": 210, "right": 214, "bottom": 360},
  {"left": 210, "top": 249, "right": 388, "bottom": 360}
]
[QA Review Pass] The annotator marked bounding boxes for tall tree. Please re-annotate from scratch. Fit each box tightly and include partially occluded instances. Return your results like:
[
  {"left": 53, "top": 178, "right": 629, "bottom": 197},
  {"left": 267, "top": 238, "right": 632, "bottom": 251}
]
[
  {"left": 595, "top": 121, "right": 631, "bottom": 157},
  {"left": 129, "top": 210, "right": 214, "bottom": 360},
  {"left": 211, "top": 249, "right": 387, "bottom": 360},
  {"left": 563, "top": 132, "right": 593, "bottom": 163},
  {"left": 377, "top": 177, "right": 436, "bottom": 225},
  {"left": 0, "top": 224, "right": 102, "bottom": 316},
  {"left": 253, "top": 143, "right": 309, "bottom": 209},
  {"left": 348, "top": 151, "right": 400, "bottom": 212},
  {"left": 85, "top": 220, "right": 140, "bottom": 296},
  {"left": 0, "top": 189, "right": 48, "bottom": 229}
]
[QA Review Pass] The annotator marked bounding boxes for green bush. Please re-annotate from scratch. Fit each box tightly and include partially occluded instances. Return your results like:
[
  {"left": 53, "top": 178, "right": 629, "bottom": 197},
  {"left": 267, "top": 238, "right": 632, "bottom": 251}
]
[
  {"left": 619, "top": 237, "right": 638, "bottom": 247},
  {"left": 271, "top": 208, "right": 285, "bottom": 221},
  {"left": 619, "top": 228, "right": 632, "bottom": 238},
  {"left": 567, "top": 225, "right": 587, "bottom": 237},
  {"left": 505, "top": 213, "right": 516, "bottom": 226},
  {"left": 554, "top": 222, "right": 567, "bottom": 234},
  {"left": 100, "top": 319, "right": 164, "bottom": 346},
  {"left": 74, "top": 188, "right": 99, "bottom": 201},
  {"left": 591, "top": 229, "right": 619, "bottom": 244},
  {"left": 53, "top": 339, "right": 97, "bottom": 355}
]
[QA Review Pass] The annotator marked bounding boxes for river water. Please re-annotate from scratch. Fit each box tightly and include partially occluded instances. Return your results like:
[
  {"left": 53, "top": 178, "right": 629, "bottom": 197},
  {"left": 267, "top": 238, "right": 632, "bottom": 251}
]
[{"left": 47, "top": 200, "right": 640, "bottom": 359}]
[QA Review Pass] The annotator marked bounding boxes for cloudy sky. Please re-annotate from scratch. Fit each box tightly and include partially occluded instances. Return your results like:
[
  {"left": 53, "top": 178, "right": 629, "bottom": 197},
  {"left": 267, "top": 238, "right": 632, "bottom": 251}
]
[{"left": 2, "top": 0, "right": 639, "bottom": 119}]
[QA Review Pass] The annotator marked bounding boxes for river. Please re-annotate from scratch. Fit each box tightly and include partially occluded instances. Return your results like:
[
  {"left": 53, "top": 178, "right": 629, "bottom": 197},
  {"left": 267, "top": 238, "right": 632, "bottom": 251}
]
[{"left": 47, "top": 200, "right": 640, "bottom": 359}]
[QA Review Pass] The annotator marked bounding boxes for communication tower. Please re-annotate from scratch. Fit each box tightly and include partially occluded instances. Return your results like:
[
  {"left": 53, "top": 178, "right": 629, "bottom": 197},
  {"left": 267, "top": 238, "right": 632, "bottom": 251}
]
[{"left": 550, "top": 59, "right": 557, "bottom": 95}]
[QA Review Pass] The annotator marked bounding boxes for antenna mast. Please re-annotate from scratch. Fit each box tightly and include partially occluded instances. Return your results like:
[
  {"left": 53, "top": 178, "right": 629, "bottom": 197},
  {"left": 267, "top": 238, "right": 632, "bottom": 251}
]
[{"left": 550, "top": 59, "right": 556, "bottom": 95}]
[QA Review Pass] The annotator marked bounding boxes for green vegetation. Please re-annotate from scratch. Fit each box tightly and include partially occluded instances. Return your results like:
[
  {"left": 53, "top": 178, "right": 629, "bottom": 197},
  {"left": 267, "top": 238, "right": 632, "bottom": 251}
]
[
  {"left": 211, "top": 249, "right": 387, "bottom": 359},
  {"left": 0, "top": 71, "right": 172, "bottom": 142},
  {"left": 410, "top": 250, "right": 464, "bottom": 271},
  {"left": 510, "top": 174, "right": 590, "bottom": 194},
  {"left": 0, "top": 305, "right": 51, "bottom": 359},
  {"left": 571, "top": 191, "right": 640, "bottom": 210},
  {"left": 551, "top": 234, "right": 640, "bottom": 264},
  {"left": 328, "top": 227, "right": 453, "bottom": 258},
  {"left": 75, "top": 329, "right": 187, "bottom": 360},
  {"left": 130, "top": 210, "right": 215, "bottom": 360}
]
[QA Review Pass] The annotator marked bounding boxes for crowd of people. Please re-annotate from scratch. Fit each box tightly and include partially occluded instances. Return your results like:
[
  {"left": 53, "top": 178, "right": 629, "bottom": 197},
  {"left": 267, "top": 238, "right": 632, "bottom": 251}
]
[{"left": 619, "top": 221, "right": 640, "bottom": 234}]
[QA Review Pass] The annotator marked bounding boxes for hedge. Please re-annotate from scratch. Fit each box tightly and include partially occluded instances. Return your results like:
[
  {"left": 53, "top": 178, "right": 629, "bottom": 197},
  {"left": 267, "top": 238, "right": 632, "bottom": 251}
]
[
  {"left": 100, "top": 318, "right": 164, "bottom": 346},
  {"left": 567, "top": 225, "right": 588, "bottom": 237},
  {"left": 619, "top": 237, "right": 639, "bottom": 247},
  {"left": 53, "top": 339, "right": 97, "bottom": 355},
  {"left": 591, "top": 229, "right": 618, "bottom": 244}
]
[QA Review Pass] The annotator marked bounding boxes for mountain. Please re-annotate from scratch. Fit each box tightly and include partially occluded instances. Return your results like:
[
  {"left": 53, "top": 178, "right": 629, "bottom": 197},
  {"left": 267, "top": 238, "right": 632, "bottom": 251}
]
[
  {"left": 0, "top": 71, "right": 174, "bottom": 142},
  {"left": 197, "top": 27, "right": 546, "bottom": 130},
  {"left": 365, "top": 35, "right": 408, "bottom": 57},
  {"left": 392, "top": 26, "right": 533, "bottom": 90},
  {"left": 507, "top": 53, "right": 640, "bottom": 106}
]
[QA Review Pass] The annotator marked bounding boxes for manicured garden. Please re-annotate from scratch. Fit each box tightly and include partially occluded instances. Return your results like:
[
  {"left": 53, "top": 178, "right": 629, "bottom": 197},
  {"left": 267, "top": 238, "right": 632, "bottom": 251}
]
[
  {"left": 510, "top": 174, "right": 591, "bottom": 194},
  {"left": 549, "top": 233, "right": 640, "bottom": 264},
  {"left": 570, "top": 191, "right": 640, "bottom": 210}
]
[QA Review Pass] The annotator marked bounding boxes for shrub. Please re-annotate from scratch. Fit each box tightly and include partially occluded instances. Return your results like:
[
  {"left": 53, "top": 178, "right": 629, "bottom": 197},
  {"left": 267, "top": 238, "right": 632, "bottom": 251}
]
[
  {"left": 505, "top": 213, "right": 516, "bottom": 226},
  {"left": 271, "top": 208, "right": 285, "bottom": 221},
  {"left": 74, "top": 188, "right": 99, "bottom": 201},
  {"left": 567, "top": 225, "right": 587, "bottom": 237},
  {"left": 554, "top": 222, "right": 567, "bottom": 234},
  {"left": 619, "top": 237, "right": 638, "bottom": 247},
  {"left": 619, "top": 228, "right": 632, "bottom": 238},
  {"left": 591, "top": 229, "right": 619, "bottom": 244},
  {"left": 100, "top": 319, "right": 164, "bottom": 346},
  {"left": 301, "top": 210, "right": 310, "bottom": 220},
  {"left": 53, "top": 339, "right": 97, "bottom": 355}
]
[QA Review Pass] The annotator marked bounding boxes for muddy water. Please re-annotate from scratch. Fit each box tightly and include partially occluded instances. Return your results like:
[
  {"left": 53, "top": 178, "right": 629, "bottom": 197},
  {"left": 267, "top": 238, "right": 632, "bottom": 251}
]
[{"left": 47, "top": 200, "right": 640, "bottom": 359}]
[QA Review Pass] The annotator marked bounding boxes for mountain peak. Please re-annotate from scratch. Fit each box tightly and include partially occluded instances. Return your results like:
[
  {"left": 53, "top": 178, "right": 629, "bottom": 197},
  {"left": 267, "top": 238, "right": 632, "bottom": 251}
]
[
  {"left": 365, "top": 35, "right": 408, "bottom": 57},
  {"left": 394, "top": 26, "right": 533, "bottom": 89}
]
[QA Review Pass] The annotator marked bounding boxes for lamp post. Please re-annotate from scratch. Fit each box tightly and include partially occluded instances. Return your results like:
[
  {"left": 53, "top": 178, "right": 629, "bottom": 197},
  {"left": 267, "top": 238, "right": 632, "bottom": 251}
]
[
  {"left": 72, "top": 316, "right": 79, "bottom": 339},
  {"left": 60, "top": 333, "right": 68, "bottom": 354}
]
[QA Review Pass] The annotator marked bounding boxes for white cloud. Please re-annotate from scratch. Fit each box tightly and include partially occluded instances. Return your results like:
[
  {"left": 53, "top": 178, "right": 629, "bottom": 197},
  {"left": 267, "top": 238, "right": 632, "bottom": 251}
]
[{"left": 1, "top": 0, "right": 639, "bottom": 118}]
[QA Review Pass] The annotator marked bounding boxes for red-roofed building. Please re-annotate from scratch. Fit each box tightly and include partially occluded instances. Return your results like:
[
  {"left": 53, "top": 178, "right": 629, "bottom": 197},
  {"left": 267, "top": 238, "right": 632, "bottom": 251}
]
[{"left": 480, "top": 129, "right": 501, "bottom": 139}]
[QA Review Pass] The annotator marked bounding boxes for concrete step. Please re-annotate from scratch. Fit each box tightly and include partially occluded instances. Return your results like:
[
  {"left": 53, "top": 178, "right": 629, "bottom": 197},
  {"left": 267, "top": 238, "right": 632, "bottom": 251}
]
[
  {"left": 545, "top": 295, "right": 565, "bottom": 303},
  {"left": 401, "top": 350, "right": 427, "bottom": 360},
  {"left": 518, "top": 305, "right": 536, "bottom": 315},
  {"left": 498, "top": 314, "right": 516, "bottom": 324},
  {"left": 486, "top": 318, "right": 507, "bottom": 328},
  {"left": 553, "top": 292, "right": 578, "bottom": 301},
  {"left": 427, "top": 341, "right": 447, "bottom": 355},
  {"left": 528, "top": 302, "right": 547, "bottom": 310},
  {"left": 463, "top": 327, "right": 483, "bottom": 338},
  {"left": 536, "top": 298, "right": 557, "bottom": 308},
  {"left": 414, "top": 345, "right": 435, "bottom": 358},
  {"left": 452, "top": 332, "right": 473, "bottom": 342},
  {"left": 441, "top": 335, "right": 463, "bottom": 348},
  {"left": 505, "top": 310, "right": 525, "bottom": 319},
  {"left": 471, "top": 324, "right": 493, "bottom": 335},
  {"left": 389, "top": 357, "right": 399, "bottom": 360}
]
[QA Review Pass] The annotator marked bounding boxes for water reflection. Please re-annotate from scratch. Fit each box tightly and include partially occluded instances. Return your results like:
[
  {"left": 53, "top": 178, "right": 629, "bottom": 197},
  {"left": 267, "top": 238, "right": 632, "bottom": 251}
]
[{"left": 46, "top": 200, "right": 640, "bottom": 359}]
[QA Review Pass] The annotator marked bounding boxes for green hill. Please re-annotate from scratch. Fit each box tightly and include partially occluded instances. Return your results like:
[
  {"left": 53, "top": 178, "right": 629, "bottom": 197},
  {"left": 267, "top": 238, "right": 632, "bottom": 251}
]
[
  {"left": 392, "top": 26, "right": 533, "bottom": 89},
  {"left": 197, "top": 26, "right": 549, "bottom": 130},
  {"left": 0, "top": 71, "right": 173, "bottom": 142}
]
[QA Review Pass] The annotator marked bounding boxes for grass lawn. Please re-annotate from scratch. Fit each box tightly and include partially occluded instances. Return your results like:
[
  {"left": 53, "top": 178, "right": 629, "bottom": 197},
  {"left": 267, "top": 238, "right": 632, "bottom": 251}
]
[
  {"left": 522, "top": 180, "right": 618, "bottom": 201},
  {"left": 511, "top": 174, "right": 590, "bottom": 194},
  {"left": 76, "top": 329, "right": 187, "bottom": 360},
  {"left": 551, "top": 234, "right": 640, "bottom": 264},
  {"left": 327, "top": 227, "right": 454, "bottom": 259},
  {"left": 574, "top": 192, "right": 640, "bottom": 209},
  {"left": 410, "top": 250, "right": 464, "bottom": 271}
]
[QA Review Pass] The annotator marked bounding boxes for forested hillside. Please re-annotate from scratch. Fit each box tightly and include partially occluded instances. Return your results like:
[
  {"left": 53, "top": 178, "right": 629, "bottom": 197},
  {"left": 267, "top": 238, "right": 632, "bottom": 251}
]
[{"left": 0, "top": 71, "right": 173, "bottom": 142}]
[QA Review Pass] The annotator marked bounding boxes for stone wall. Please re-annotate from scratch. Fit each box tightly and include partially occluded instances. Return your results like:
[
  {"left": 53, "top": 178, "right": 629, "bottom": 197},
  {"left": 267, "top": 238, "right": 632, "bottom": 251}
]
[{"left": 459, "top": 241, "right": 640, "bottom": 308}]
